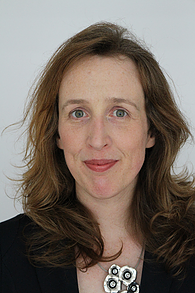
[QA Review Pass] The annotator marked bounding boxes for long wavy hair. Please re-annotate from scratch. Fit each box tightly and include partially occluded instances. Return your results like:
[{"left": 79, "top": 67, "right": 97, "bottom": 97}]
[{"left": 19, "top": 22, "right": 195, "bottom": 275}]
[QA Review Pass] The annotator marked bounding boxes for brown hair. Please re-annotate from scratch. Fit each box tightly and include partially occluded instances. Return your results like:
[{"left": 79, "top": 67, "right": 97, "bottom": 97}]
[{"left": 19, "top": 22, "right": 195, "bottom": 275}]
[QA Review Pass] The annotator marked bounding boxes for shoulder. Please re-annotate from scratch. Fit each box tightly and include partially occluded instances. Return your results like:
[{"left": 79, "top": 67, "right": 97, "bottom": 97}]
[
  {"left": 0, "top": 213, "right": 30, "bottom": 232},
  {"left": 141, "top": 251, "right": 195, "bottom": 293},
  {"left": 171, "top": 257, "right": 195, "bottom": 292},
  {"left": 0, "top": 214, "right": 31, "bottom": 255},
  {"left": 0, "top": 214, "right": 42, "bottom": 292},
  {"left": 0, "top": 214, "right": 78, "bottom": 293}
]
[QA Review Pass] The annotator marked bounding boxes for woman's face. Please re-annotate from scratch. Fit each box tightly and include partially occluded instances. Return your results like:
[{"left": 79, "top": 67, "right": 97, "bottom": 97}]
[{"left": 58, "top": 55, "right": 155, "bottom": 202}]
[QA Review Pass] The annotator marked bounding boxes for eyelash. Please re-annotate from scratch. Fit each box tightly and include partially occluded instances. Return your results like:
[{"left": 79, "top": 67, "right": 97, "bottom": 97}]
[
  {"left": 112, "top": 109, "right": 128, "bottom": 118},
  {"left": 69, "top": 108, "right": 129, "bottom": 119},
  {"left": 71, "top": 109, "right": 87, "bottom": 119}
]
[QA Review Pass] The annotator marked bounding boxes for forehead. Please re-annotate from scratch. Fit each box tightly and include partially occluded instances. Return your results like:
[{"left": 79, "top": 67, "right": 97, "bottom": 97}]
[
  {"left": 60, "top": 54, "right": 140, "bottom": 84},
  {"left": 58, "top": 55, "right": 144, "bottom": 108}
]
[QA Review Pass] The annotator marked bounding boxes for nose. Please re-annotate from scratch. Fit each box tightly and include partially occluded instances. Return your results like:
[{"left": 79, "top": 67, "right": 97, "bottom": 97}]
[{"left": 87, "top": 118, "right": 112, "bottom": 151}]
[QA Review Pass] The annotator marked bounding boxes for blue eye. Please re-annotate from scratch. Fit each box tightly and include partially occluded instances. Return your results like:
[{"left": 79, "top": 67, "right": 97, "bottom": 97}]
[
  {"left": 72, "top": 109, "right": 85, "bottom": 118},
  {"left": 113, "top": 109, "right": 127, "bottom": 117}
]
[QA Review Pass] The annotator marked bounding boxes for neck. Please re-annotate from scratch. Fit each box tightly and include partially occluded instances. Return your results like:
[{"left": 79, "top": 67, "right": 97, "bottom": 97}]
[{"left": 76, "top": 187, "right": 141, "bottom": 254}]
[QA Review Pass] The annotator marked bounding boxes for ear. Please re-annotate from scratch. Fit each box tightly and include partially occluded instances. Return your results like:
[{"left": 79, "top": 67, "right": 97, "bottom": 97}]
[
  {"left": 146, "top": 133, "right": 155, "bottom": 149},
  {"left": 56, "top": 135, "right": 63, "bottom": 150}
]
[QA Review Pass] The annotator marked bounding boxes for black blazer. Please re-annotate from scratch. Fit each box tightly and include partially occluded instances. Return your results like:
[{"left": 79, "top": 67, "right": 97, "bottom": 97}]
[{"left": 1, "top": 214, "right": 195, "bottom": 293}]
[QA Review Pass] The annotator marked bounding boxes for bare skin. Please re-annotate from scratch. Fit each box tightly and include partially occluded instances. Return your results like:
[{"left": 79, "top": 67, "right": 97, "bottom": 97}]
[
  {"left": 58, "top": 55, "right": 154, "bottom": 292},
  {"left": 76, "top": 172, "right": 144, "bottom": 293},
  {"left": 77, "top": 205, "right": 144, "bottom": 293}
]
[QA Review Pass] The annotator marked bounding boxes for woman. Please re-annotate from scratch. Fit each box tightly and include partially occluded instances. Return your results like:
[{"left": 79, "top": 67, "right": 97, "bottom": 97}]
[{"left": 0, "top": 22, "right": 195, "bottom": 293}]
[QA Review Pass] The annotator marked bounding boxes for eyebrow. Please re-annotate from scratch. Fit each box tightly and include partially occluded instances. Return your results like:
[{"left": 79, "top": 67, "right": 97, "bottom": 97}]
[
  {"left": 61, "top": 99, "right": 89, "bottom": 111},
  {"left": 106, "top": 97, "right": 139, "bottom": 110},
  {"left": 61, "top": 97, "right": 139, "bottom": 111}
]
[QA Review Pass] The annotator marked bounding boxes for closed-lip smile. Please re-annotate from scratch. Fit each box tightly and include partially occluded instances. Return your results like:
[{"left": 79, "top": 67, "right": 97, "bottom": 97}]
[{"left": 84, "top": 159, "right": 118, "bottom": 172}]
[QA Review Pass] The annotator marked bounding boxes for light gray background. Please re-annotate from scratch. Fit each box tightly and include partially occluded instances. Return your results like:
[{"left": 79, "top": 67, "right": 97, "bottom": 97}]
[{"left": 1, "top": 0, "right": 195, "bottom": 222}]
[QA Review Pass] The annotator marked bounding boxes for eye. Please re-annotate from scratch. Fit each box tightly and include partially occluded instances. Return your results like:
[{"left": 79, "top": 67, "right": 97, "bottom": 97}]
[
  {"left": 113, "top": 109, "right": 127, "bottom": 118},
  {"left": 71, "top": 109, "right": 86, "bottom": 118}
]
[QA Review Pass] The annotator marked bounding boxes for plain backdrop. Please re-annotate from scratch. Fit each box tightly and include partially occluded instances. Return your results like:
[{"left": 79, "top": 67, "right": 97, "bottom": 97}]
[{"left": 1, "top": 0, "right": 195, "bottom": 222}]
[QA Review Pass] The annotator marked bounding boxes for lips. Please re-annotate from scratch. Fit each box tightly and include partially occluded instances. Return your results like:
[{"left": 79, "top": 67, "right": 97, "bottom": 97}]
[{"left": 84, "top": 159, "right": 118, "bottom": 172}]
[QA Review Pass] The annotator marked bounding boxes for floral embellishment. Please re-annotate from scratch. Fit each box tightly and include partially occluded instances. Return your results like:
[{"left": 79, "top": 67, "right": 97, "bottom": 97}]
[{"left": 103, "top": 264, "right": 139, "bottom": 293}]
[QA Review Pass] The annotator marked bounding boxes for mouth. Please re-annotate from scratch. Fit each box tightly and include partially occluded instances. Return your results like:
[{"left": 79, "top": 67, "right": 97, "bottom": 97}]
[{"left": 84, "top": 159, "right": 118, "bottom": 172}]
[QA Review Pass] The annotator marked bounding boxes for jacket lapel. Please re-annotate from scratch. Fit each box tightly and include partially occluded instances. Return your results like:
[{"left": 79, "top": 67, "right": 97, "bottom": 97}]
[
  {"left": 35, "top": 251, "right": 172, "bottom": 293},
  {"left": 35, "top": 265, "right": 79, "bottom": 293},
  {"left": 140, "top": 251, "right": 172, "bottom": 293}
]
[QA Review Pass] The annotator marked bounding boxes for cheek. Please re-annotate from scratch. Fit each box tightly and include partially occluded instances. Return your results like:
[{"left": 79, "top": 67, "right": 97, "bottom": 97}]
[
  {"left": 59, "top": 137, "right": 77, "bottom": 158},
  {"left": 58, "top": 127, "right": 84, "bottom": 168},
  {"left": 121, "top": 131, "right": 148, "bottom": 165},
  {"left": 122, "top": 128, "right": 148, "bottom": 150},
  {"left": 58, "top": 124, "right": 79, "bottom": 151}
]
